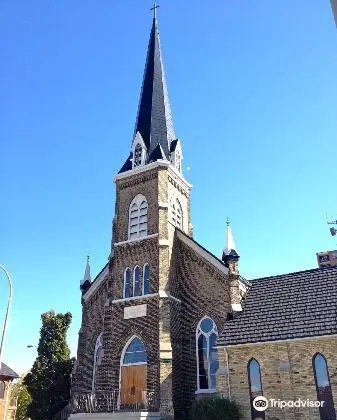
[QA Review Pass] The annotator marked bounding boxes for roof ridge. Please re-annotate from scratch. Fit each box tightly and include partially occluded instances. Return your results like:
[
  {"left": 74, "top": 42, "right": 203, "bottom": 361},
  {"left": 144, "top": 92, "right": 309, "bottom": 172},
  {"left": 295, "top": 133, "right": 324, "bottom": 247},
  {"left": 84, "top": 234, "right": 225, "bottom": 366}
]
[{"left": 250, "top": 265, "right": 337, "bottom": 283}]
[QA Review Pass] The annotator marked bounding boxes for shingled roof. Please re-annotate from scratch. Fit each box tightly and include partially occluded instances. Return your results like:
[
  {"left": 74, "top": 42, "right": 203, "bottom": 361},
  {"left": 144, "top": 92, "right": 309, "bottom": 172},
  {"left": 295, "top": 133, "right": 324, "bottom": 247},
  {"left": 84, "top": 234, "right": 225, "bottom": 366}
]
[
  {"left": 218, "top": 266, "right": 337, "bottom": 346},
  {"left": 0, "top": 362, "right": 19, "bottom": 379}
]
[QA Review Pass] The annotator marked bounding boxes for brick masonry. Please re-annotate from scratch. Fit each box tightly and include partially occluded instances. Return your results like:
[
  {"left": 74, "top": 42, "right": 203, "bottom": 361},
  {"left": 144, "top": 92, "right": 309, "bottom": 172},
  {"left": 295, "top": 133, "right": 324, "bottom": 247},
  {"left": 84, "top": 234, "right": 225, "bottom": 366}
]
[
  {"left": 71, "top": 163, "right": 239, "bottom": 419},
  {"left": 217, "top": 336, "right": 337, "bottom": 420}
]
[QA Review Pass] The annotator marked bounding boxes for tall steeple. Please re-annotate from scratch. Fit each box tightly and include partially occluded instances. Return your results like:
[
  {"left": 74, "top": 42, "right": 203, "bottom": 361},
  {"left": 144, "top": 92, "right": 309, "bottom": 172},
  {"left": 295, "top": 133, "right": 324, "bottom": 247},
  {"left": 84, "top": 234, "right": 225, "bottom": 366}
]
[{"left": 119, "top": 8, "right": 178, "bottom": 173}]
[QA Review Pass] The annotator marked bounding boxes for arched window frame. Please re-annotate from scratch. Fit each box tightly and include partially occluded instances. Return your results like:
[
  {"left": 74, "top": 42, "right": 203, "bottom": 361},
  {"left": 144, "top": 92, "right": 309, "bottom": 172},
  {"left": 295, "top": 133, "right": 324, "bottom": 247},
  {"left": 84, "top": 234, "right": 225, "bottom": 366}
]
[
  {"left": 196, "top": 317, "right": 219, "bottom": 392},
  {"left": 247, "top": 358, "right": 265, "bottom": 420},
  {"left": 0, "top": 381, "right": 5, "bottom": 400},
  {"left": 312, "top": 353, "right": 336, "bottom": 420},
  {"left": 143, "top": 264, "right": 150, "bottom": 295},
  {"left": 120, "top": 336, "right": 147, "bottom": 367},
  {"left": 123, "top": 268, "right": 132, "bottom": 298},
  {"left": 170, "top": 197, "right": 183, "bottom": 231},
  {"left": 133, "top": 265, "right": 142, "bottom": 297},
  {"left": 92, "top": 333, "right": 103, "bottom": 394},
  {"left": 128, "top": 194, "right": 148, "bottom": 240}
]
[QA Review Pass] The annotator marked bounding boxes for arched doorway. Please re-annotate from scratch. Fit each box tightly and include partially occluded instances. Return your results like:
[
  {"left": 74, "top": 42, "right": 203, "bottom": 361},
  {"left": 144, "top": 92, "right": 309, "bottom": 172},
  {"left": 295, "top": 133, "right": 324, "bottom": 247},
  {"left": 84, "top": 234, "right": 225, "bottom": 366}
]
[{"left": 120, "top": 337, "right": 147, "bottom": 408}]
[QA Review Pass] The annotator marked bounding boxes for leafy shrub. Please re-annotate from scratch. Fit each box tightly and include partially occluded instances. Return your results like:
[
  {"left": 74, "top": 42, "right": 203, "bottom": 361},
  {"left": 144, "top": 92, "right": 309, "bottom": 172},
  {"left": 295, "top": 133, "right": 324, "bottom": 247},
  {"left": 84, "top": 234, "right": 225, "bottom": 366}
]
[{"left": 189, "top": 396, "right": 242, "bottom": 420}]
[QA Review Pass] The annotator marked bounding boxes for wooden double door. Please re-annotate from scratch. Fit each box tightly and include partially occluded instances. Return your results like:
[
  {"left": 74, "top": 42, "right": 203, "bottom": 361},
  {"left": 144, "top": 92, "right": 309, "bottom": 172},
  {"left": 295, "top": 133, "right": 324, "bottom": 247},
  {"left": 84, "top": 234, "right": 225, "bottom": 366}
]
[{"left": 120, "top": 364, "right": 147, "bottom": 408}]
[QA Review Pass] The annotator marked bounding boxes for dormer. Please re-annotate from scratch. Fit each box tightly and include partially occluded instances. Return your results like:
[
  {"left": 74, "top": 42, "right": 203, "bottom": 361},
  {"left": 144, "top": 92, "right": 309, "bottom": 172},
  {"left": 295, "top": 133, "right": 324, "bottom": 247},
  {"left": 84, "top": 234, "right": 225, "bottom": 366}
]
[
  {"left": 170, "top": 139, "right": 183, "bottom": 174},
  {"left": 131, "top": 132, "right": 147, "bottom": 169}
]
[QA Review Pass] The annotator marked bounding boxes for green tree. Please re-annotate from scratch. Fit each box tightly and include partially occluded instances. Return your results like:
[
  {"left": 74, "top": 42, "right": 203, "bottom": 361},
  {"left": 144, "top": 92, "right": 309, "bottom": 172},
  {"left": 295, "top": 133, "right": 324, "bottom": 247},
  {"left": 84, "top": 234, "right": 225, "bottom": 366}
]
[
  {"left": 24, "top": 311, "right": 75, "bottom": 420},
  {"left": 12, "top": 378, "right": 32, "bottom": 420}
]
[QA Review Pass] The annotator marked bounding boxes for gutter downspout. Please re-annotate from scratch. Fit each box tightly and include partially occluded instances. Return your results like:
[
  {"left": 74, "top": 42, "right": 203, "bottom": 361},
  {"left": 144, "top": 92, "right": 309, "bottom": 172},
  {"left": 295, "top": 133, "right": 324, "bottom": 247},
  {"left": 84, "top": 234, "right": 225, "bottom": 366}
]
[{"left": 224, "top": 347, "right": 231, "bottom": 400}]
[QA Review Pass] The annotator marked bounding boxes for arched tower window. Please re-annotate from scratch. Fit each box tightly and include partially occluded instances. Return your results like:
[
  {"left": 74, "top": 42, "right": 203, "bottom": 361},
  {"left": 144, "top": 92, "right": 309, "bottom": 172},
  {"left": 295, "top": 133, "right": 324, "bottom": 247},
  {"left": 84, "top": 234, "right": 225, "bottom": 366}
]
[
  {"left": 92, "top": 333, "right": 103, "bottom": 394},
  {"left": 143, "top": 264, "right": 150, "bottom": 295},
  {"left": 313, "top": 353, "right": 336, "bottom": 420},
  {"left": 133, "top": 266, "right": 142, "bottom": 297},
  {"left": 176, "top": 150, "right": 181, "bottom": 173},
  {"left": 124, "top": 268, "right": 132, "bottom": 298},
  {"left": 0, "top": 381, "right": 5, "bottom": 400},
  {"left": 129, "top": 195, "right": 148, "bottom": 240},
  {"left": 171, "top": 198, "right": 183, "bottom": 230},
  {"left": 134, "top": 143, "right": 143, "bottom": 167},
  {"left": 248, "top": 358, "right": 265, "bottom": 420},
  {"left": 196, "top": 317, "right": 218, "bottom": 391}
]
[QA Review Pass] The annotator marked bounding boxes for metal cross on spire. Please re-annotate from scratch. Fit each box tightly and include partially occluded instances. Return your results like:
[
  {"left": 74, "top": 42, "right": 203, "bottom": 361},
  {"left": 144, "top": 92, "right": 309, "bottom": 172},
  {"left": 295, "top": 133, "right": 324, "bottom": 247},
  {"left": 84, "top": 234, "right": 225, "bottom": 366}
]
[{"left": 151, "top": 2, "right": 160, "bottom": 19}]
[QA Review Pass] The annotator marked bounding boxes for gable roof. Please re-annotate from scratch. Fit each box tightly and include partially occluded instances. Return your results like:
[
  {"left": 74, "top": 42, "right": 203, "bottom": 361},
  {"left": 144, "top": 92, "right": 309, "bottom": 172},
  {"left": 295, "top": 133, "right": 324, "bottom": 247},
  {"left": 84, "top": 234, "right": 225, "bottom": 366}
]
[
  {"left": 0, "top": 362, "right": 19, "bottom": 379},
  {"left": 218, "top": 266, "right": 337, "bottom": 346}
]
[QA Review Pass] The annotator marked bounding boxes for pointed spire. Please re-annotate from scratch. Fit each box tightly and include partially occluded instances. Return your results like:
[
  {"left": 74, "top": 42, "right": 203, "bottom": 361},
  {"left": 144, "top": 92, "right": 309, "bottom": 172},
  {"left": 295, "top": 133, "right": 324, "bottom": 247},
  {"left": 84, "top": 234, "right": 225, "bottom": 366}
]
[
  {"left": 222, "top": 219, "right": 240, "bottom": 267},
  {"left": 81, "top": 256, "right": 91, "bottom": 286},
  {"left": 133, "top": 10, "right": 176, "bottom": 161},
  {"left": 225, "top": 218, "right": 238, "bottom": 256}
]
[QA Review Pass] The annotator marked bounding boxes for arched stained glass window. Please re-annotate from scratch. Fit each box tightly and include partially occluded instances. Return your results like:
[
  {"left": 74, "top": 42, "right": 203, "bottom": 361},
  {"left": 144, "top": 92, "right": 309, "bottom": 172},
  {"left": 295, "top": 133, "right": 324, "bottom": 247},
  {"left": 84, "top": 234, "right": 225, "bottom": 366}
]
[
  {"left": 248, "top": 358, "right": 265, "bottom": 420},
  {"left": 124, "top": 268, "right": 132, "bottom": 298},
  {"left": 129, "top": 195, "right": 148, "bottom": 240},
  {"left": 143, "top": 264, "right": 150, "bottom": 295},
  {"left": 0, "top": 381, "right": 5, "bottom": 400},
  {"left": 313, "top": 353, "right": 336, "bottom": 420},
  {"left": 123, "top": 337, "right": 147, "bottom": 365},
  {"left": 92, "top": 333, "right": 103, "bottom": 393},
  {"left": 196, "top": 317, "right": 219, "bottom": 391},
  {"left": 134, "top": 266, "right": 142, "bottom": 296}
]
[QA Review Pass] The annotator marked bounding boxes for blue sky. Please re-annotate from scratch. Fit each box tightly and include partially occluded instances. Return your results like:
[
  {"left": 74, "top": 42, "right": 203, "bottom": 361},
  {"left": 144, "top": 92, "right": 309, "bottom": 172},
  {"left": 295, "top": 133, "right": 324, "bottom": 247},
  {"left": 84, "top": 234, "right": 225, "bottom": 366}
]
[{"left": 0, "top": 1, "right": 336, "bottom": 374}]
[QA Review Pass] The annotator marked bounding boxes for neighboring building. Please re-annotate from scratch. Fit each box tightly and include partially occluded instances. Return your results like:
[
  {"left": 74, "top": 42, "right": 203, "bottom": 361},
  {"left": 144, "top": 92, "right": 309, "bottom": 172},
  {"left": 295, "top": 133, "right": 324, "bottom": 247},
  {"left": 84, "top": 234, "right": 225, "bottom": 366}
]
[
  {"left": 217, "top": 266, "right": 337, "bottom": 420},
  {"left": 331, "top": 0, "right": 337, "bottom": 26},
  {"left": 317, "top": 250, "right": 337, "bottom": 268},
  {"left": 0, "top": 363, "right": 19, "bottom": 420},
  {"left": 70, "top": 11, "right": 247, "bottom": 420}
]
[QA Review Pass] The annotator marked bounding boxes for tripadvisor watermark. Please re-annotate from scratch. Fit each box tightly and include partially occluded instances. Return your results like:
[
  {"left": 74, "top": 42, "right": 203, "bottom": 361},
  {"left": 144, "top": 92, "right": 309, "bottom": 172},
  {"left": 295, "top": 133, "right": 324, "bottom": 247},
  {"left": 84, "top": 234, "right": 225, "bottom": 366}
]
[{"left": 253, "top": 396, "right": 324, "bottom": 412}]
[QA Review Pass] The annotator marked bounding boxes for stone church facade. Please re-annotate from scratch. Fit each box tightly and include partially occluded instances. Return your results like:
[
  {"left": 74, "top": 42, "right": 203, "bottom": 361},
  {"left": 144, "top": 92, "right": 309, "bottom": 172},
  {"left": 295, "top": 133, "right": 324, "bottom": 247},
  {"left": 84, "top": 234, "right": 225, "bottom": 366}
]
[
  {"left": 71, "top": 13, "right": 247, "bottom": 420},
  {"left": 70, "top": 11, "right": 337, "bottom": 420}
]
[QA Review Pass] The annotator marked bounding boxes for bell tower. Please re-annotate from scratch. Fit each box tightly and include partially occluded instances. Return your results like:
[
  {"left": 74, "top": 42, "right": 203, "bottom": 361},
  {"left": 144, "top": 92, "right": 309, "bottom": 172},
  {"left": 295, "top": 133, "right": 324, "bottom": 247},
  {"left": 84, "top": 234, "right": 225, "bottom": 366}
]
[{"left": 108, "top": 8, "right": 192, "bottom": 415}]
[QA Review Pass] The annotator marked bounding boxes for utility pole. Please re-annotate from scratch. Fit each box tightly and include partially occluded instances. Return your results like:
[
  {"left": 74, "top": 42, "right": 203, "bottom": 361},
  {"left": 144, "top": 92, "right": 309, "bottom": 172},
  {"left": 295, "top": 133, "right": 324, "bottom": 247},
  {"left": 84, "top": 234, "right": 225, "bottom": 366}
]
[{"left": 0, "top": 264, "right": 13, "bottom": 367}]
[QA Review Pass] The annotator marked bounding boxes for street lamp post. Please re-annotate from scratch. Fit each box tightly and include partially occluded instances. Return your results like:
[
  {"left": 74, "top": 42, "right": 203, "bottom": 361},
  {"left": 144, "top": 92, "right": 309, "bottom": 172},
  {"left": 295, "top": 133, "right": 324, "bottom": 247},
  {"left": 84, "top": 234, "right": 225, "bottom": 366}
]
[{"left": 0, "top": 264, "right": 13, "bottom": 368}]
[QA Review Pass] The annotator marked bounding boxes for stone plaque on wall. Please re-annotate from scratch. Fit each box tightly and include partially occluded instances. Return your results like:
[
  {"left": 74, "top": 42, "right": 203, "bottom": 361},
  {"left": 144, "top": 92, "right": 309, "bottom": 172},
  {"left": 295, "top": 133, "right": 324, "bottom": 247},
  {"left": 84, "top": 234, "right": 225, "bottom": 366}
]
[{"left": 124, "top": 304, "right": 147, "bottom": 319}]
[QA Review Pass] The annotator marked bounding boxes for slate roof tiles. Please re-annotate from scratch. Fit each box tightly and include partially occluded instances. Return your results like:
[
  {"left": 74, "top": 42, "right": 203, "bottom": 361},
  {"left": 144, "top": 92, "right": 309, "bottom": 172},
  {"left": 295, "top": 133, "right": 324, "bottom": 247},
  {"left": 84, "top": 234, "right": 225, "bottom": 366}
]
[{"left": 218, "top": 266, "right": 337, "bottom": 346}]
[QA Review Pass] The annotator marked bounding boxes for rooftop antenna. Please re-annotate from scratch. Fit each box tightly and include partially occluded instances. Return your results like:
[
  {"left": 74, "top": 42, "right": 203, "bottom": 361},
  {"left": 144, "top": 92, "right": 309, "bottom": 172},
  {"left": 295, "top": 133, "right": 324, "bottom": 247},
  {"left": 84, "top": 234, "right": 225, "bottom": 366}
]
[{"left": 326, "top": 213, "right": 337, "bottom": 236}]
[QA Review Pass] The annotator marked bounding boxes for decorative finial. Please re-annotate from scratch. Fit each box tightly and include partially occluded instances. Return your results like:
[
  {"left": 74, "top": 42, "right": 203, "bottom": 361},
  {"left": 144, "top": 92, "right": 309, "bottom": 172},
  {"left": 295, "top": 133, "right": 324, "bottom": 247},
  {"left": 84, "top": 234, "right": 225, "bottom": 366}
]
[
  {"left": 151, "top": 2, "right": 160, "bottom": 19},
  {"left": 86, "top": 255, "right": 90, "bottom": 263},
  {"left": 226, "top": 217, "right": 230, "bottom": 226}
]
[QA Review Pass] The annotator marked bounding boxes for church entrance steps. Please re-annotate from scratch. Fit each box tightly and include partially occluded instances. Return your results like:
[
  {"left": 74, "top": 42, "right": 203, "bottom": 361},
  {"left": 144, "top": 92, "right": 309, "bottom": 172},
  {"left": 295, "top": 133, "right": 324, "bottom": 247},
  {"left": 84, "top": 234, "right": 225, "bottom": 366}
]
[{"left": 69, "top": 413, "right": 161, "bottom": 420}]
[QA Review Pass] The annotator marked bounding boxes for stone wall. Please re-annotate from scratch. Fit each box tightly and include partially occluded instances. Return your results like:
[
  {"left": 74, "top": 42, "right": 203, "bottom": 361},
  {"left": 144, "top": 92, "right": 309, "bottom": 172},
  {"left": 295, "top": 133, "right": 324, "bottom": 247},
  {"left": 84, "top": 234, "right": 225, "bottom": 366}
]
[
  {"left": 217, "top": 336, "right": 337, "bottom": 420},
  {"left": 170, "top": 237, "right": 231, "bottom": 419}
]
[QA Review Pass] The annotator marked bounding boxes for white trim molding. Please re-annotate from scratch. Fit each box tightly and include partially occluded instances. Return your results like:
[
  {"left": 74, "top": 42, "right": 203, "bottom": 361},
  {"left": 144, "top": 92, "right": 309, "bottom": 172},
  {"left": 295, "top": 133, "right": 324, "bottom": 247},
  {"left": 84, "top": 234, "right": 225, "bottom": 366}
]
[
  {"left": 114, "top": 160, "right": 170, "bottom": 182},
  {"left": 159, "top": 290, "right": 181, "bottom": 303},
  {"left": 114, "top": 233, "right": 159, "bottom": 247},
  {"left": 177, "top": 230, "right": 229, "bottom": 276},
  {"left": 111, "top": 293, "right": 158, "bottom": 305},
  {"left": 83, "top": 264, "right": 109, "bottom": 302}
]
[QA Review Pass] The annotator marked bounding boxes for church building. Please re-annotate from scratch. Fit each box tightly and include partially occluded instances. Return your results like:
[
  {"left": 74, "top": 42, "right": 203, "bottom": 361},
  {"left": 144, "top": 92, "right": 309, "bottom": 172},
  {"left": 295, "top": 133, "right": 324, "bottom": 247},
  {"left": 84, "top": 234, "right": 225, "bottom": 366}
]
[
  {"left": 70, "top": 9, "right": 337, "bottom": 420},
  {"left": 71, "top": 9, "right": 247, "bottom": 420}
]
